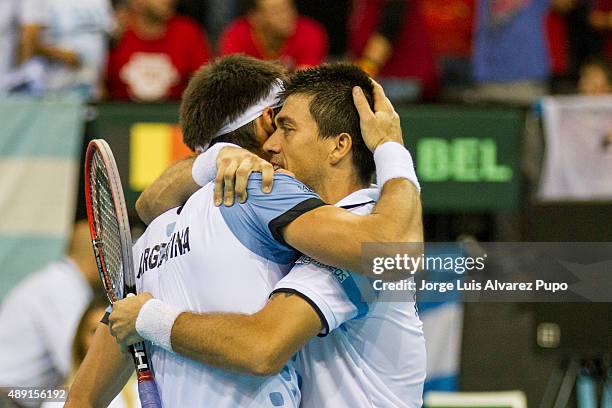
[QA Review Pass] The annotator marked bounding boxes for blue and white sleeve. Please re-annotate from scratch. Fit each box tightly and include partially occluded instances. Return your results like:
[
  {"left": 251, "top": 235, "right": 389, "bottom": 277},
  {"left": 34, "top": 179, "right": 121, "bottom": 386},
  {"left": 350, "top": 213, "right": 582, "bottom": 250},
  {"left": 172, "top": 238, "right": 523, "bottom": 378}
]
[
  {"left": 271, "top": 256, "right": 373, "bottom": 336},
  {"left": 219, "top": 173, "right": 327, "bottom": 264}
]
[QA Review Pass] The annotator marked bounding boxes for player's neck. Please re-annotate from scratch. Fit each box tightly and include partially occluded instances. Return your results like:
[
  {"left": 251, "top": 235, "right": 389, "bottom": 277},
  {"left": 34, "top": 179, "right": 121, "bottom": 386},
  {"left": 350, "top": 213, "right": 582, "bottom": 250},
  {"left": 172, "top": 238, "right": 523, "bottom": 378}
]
[{"left": 317, "top": 171, "right": 368, "bottom": 205}]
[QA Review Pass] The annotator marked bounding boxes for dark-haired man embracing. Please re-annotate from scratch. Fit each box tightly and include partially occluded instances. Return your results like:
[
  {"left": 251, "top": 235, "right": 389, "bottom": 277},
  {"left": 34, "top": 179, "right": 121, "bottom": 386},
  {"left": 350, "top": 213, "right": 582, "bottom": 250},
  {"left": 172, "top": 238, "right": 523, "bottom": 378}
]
[{"left": 68, "top": 55, "right": 425, "bottom": 408}]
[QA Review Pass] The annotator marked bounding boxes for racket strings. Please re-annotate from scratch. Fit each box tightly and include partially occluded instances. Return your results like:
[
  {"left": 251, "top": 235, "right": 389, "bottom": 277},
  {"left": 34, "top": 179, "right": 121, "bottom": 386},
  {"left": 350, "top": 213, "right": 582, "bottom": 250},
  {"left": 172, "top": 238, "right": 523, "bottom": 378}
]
[{"left": 89, "top": 151, "right": 125, "bottom": 302}]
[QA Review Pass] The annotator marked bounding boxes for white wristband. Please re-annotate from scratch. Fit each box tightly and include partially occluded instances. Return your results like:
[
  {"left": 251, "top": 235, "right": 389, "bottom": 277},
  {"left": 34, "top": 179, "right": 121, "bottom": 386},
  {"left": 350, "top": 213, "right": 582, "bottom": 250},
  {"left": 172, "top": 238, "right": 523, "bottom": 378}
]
[
  {"left": 373, "top": 141, "right": 420, "bottom": 192},
  {"left": 192, "top": 142, "right": 240, "bottom": 187},
  {"left": 135, "top": 299, "right": 183, "bottom": 352}
]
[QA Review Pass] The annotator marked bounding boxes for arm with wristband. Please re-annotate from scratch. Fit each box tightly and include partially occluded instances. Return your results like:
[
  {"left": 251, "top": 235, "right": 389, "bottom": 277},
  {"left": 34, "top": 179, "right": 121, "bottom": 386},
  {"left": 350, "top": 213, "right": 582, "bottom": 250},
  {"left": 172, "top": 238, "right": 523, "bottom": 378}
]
[
  {"left": 110, "top": 173, "right": 412, "bottom": 375},
  {"left": 190, "top": 82, "right": 422, "bottom": 275},
  {"left": 195, "top": 143, "right": 421, "bottom": 275},
  {"left": 136, "top": 80, "right": 422, "bottom": 276},
  {"left": 107, "top": 80, "right": 422, "bottom": 375},
  {"left": 109, "top": 250, "right": 360, "bottom": 376},
  {"left": 109, "top": 291, "right": 321, "bottom": 376}
]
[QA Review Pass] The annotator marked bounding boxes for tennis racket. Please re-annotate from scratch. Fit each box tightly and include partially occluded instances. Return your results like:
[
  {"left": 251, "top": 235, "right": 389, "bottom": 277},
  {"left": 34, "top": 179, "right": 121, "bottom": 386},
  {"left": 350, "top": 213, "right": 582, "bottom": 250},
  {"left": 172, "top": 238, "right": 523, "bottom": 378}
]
[{"left": 84, "top": 139, "right": 162, "bottom": 408}]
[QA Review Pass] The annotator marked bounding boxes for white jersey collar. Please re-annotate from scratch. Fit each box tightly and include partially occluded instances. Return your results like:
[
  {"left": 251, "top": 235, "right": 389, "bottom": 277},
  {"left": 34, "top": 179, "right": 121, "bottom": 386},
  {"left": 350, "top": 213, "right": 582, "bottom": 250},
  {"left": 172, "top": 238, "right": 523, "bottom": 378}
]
[{"left": 335, "top": 185, "right": 379, "bottom": 209}]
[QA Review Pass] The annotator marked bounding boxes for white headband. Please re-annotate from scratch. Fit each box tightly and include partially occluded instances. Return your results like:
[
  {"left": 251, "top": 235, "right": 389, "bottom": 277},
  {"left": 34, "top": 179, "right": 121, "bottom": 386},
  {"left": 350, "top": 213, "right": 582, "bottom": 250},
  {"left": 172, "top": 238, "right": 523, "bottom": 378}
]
[{"left": 195, "top": 79, "right": 285, "bottom": 153}]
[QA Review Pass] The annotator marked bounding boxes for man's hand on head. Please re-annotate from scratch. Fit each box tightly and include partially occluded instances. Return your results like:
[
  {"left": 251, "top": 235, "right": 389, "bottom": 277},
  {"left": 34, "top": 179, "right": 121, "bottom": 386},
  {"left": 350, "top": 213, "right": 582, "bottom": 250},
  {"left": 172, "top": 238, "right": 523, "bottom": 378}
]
[
  {"left": 352, "top": 79, "right": 404, "bottom": 151},
  {"left": 108, "top": 293, "right": 153, "bottom": 349},
  {"left": 353, "top": 79, "right": 421, "bottom": 193}
]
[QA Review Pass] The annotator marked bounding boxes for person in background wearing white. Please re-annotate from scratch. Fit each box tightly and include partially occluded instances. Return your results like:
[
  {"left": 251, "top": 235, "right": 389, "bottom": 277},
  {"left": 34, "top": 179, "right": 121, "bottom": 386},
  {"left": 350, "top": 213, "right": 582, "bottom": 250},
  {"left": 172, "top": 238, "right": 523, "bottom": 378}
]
[
  {"left": 40, "top": 299, "right": 140, "bottom": 408},
  {"left": 17, "top": 0, "right": 116, "bottom": 100},
  {"left": 0, "top": 221, "right": 101, "bottom": 406},
  {"left": 0, "top": 0, "right": 45, "bottom": 92}
]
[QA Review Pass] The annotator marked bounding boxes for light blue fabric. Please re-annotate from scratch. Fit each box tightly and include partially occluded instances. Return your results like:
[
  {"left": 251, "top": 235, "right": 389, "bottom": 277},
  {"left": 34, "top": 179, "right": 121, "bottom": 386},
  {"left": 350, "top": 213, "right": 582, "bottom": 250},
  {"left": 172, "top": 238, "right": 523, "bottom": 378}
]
[
  {"left": 423, "top": 374, "right": 459, "bottom": 393},
  {"left": 0, "top": 96, "right": 83, "bottom": 302},
  {"left": 0, "top": 96, "right": 84, "bottom": 158},
  {"left": 418, "top": 243, "right": 466, "bottom": 393},
  {"left": 342, "top": 273, "right": 373, "bottom": 319},
  {"left": 0, "top": 235, "right": 66, "bottom": 300},
  {"left": 219, "top": 173, "right": 323, "bottom": 265}
]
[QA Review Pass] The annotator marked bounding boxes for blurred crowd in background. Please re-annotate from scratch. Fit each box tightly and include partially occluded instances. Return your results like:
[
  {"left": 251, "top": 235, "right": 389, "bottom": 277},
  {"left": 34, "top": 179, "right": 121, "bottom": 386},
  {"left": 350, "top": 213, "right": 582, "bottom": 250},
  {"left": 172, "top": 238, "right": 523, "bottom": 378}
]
[
  {"left": 1, "top": 0, "right": 611, "bottom": 105},
  {"left": 1, "top": 1, "right": 611, "bottom": 407}
]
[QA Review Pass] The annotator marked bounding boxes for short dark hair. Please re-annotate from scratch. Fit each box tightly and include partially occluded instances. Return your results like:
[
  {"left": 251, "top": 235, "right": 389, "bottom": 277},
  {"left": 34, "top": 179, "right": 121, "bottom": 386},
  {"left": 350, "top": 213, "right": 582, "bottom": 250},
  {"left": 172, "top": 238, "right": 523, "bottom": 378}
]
[
  {"left": 283, "top": 63, "right": 376, "bottom": 184},
  {"left": 180, "top": 55, "right": 287, "bottom": 151}
]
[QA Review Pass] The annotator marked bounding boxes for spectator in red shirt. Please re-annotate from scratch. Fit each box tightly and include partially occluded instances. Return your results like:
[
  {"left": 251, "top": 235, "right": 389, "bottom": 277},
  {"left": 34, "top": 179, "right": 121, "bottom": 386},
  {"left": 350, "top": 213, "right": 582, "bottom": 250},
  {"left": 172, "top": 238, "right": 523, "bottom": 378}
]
[
  {"left": 422, "top": 0, "right": 475, "bottom": 87},
  {"left": 219, "top": 0, "right": 328, "bottom": 71},
  {"left": 547, "top": 7, "right": 570, "bottom": 78},
  {"left": 349, "top": 0, "right": 439, "bottom": 100},
  {"left": 107, "top": 0, "right": 211, "bottom": 101},
  {"left": 422, "top": 0, "right": 473, "bottom": 60}
]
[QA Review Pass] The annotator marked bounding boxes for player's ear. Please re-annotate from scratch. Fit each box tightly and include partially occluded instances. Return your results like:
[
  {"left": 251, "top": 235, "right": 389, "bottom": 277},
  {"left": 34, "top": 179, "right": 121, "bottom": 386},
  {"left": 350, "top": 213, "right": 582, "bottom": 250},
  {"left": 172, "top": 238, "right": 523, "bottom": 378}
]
[
  {"left": 258, "top": 107, "right": 276, "bottom": 136},
  {"left": 328, "top": 133, "right": 352, "bottom": 165}
]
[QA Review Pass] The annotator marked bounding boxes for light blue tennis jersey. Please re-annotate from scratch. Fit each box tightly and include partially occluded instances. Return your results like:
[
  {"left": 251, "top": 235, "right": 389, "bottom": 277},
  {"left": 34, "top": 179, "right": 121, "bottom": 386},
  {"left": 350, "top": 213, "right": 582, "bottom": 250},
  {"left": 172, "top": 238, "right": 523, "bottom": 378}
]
[
  {"left": 272, "top": 187, "right": 426, "bottom": 408},
  {"left": 132, "top": 173, "right": 325, "bottom": 407}
]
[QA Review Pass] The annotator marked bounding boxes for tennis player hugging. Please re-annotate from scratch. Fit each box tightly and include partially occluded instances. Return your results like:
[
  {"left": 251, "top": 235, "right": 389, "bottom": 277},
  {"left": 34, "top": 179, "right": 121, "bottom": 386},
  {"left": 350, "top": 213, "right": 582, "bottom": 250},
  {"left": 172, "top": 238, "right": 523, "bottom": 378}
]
[{"left": 66, "top": 56, "right": 425, "bottom": 408}]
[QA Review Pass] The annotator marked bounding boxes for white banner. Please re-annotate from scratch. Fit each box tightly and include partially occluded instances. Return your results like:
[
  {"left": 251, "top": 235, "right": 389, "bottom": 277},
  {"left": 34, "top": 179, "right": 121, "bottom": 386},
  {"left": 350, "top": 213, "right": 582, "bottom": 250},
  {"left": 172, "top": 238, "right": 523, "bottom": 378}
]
[{"left": 539, "top": 96, "right": 612, "bottom": 201}]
